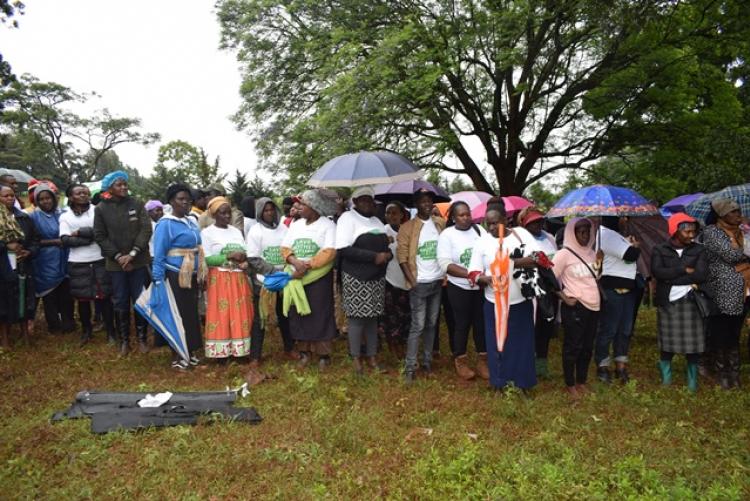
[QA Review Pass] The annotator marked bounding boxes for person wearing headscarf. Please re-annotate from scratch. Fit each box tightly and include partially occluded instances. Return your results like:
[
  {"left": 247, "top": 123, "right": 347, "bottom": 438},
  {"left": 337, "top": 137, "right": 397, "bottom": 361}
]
[
  {"left": 594, "top": 216, "right": 642, "bottom": 384},
  {"left": 147, "top": 184, "right": 206, "bottom": 370},
  {"left": 145, "top": 199, "right": 164, "bottom": 258},
  {"left": 335, "top": 186, "right": 391, "bottom": 374},
  {"left": 397, "top": 189, "right": 446, "bottom": 383},
  {"left": 198, "top": 184, "right": 245, "bottom": 233},
  {"left": 246, "top": 197, "right": 296, "bottom": 363},
  {"left": 552, "top": 218, "right": 600, "bottom": 399},
  {"left": 30, "top": 183, "right": 75, "bottom": 335},
  {"left": 93, "top": 170, "right": 153, "bottom": 355},
  {"left": 378, "top": 201, "right": 411, "bottom": 356},
  {"left": 469, "top": 202, "right": 546, "bottom": 392},
  {"left": 60, "top": 184, "right": 116, "bottom": 345},
  {"left": 702, "top": 198, "right": 750, "bottom": 389},
  {"left": 200, "top": 196, "right": 259, "bottom": 361},
  {"left": 519, "top": 207, "right": 559, "bottom": 379},
  {"left": 651, "top": 213, "right": 707, "bottom": 392},
  {"left": 280, "top": 189, "right": 338, "bottom": 369},
  {"left": 0, "top": 183, "right": 37, "bottom": 347},
  {"left": 437, "top": 201, "right": 489, "bottom": 381}
]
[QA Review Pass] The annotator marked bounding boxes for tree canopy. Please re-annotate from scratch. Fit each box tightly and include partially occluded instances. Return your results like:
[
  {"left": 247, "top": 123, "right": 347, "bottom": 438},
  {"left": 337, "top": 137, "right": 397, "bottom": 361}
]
[{"left": 218, "top": 0, "right": 750, "bottom": 196}]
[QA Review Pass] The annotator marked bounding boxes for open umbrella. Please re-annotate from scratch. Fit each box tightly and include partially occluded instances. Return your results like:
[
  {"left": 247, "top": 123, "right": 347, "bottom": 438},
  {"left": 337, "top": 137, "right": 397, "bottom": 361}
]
[
  {"left": 660, "top": 192, "right": 703, "bottom": 217},
  {"left": 308, "top": 150, "right": 424, "bottom": 188},
  {"left": 449, "top": 191, "right": 492, "bottom": 221},
  {"left": 0, "top": 168, "right": 34, "bottom": 184},
  {"left": 546, "top": 185, "right": 659, "bottom": 218},
  {"left": 472, "top": 195, "right": 532, "bottom": 222},
  {"left": 685, "top": 184, "right": 750, "bottom": 222},
  {"left": 373, "top": 179, "right": 450, "bottom": 206}
]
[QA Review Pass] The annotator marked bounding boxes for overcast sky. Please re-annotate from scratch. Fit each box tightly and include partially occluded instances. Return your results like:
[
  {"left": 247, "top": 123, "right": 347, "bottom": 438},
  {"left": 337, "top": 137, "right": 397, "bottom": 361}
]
[{"left": 1, "top": 0, "right": 259, "bottom": 179}]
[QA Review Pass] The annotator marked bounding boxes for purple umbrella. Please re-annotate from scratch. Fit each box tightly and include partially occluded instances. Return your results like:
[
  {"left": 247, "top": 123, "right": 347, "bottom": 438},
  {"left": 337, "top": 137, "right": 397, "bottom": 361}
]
[
  {"left": 308, "top": 150, "right": 424, "bottom": 187},
  {"left": 660, "top": 192, "right": 704, "bottom": 217},
  {"left": 373, "top": 180, "right": 451, "bottom": 206}
]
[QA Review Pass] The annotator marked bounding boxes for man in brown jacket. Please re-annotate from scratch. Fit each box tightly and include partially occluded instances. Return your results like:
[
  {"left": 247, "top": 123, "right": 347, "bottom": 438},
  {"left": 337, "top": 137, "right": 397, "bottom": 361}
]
[{"left": 397, "top": 189, "right": 446, "bottom": 383}]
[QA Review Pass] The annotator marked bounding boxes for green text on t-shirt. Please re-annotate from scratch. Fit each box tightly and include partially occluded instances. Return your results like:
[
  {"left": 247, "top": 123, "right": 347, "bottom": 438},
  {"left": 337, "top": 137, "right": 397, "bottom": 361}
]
[
  {"left": 459, "top": 248, "right": 473, "bottom": 268},
  {"left": 418, "top": 240, "right": 438, "bottom": 260},
  {"left": 292, "top": 238, "right": 320, "bottom": 259},
  {"left": 263, "top": 245, "right": 284, "bottom": 266}
]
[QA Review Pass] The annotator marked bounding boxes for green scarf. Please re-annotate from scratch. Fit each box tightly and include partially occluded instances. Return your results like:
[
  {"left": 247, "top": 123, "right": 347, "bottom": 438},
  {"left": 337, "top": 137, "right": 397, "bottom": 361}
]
[
  {"left": 282, "top": 261, "right": 334, "bottom": 316},
  {"left": 0, "top": 204, "right": 24, "bottom": 244}
]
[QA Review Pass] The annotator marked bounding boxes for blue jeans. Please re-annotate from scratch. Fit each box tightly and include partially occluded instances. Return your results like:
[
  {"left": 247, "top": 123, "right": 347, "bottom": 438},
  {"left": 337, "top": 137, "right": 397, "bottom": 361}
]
[
  {"left": 110, "top": 267, "right": 150, "bottom": 313},
  {"left": 595, "top": 288, "right": 636, "bottom": 367},
  {"left": 405, "top": 280, "right": 443, "bottom": 372}
]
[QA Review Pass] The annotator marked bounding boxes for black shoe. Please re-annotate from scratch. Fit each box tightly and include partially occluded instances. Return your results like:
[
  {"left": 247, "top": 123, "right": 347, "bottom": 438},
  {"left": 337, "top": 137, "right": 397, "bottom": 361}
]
[
  {"left": 114, "top": 310, "right": 130, "bottom": 356},
  {"left": 421, "top": 363, "right": 433, "bottom": 374},
  {"left": 404, "top": 370, "right": 416, "bottom": 385},
  {"left": 189, "top": 356, "right": 201, "bottom": 367},
  {"left": 79, "top": 327, "right": 93, "bottom": 347},
  {"left": 597, "top": 367, "right": 612, "bottom": 384},
  {"left": 616, "top": 367, "right": 629, "bottom": 384}
]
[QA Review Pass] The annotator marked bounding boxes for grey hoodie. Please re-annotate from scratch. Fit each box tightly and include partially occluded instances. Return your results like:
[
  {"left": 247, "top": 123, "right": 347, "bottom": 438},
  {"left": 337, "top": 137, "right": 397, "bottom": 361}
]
[{"left": 254, "top": 197, "right": 282, "bottom": 229}]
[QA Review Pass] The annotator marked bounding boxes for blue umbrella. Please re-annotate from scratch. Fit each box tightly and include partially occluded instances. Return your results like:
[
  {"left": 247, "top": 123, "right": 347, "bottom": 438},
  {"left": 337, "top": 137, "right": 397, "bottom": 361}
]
[
  {"left": 307, "top": 150, "right": 424, "bottom": 187},
  {"left": 685, "top": 183, "right": 750, "bottom": 222},
  {"left": 660, "top": 192, "right": 704, "bottom": 217},
  {"left": 547, "top": 185, "right": 659, "bottom": 218},
  {"left": 373, "top": 179, "right": 451, "bottom": 206},
  {"left": 135, "top": 282, "right": 190, "bottom": 362}
]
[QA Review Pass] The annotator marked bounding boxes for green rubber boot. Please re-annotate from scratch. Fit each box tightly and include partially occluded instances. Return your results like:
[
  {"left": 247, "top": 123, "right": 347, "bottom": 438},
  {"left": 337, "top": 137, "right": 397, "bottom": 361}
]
[
  {"left": 535, "top": 358, "right": 549, "bottom": 379},
  {"left": 686, "top": 362, "right": 698, "bottom": 393},
  {"left": 658, "top": 360, "right": 672, "bottom": 385}
]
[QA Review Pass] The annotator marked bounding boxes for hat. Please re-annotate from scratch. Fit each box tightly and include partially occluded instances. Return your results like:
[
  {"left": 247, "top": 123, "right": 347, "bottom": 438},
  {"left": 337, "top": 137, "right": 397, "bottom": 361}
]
[
  {"left": 207, "top": 196, "right": 231, "bottom": 216},
  {"left": 101, "top": 170, "right": 129, "bottom": 191},
  {"left": 711, "top": 198, "right": 740, "bottom": 218},
  {"left": 668, "top": 213, "right": 697, "bottom": 236},
  {"left": 520, "top": 208, "right": 544, "bottom": 227},
  {"left": 299, "top": 189, "right": 339, "bottom": 218},
  {"left": 145, "top": 200, "right": 163, "bottom": 212},
  {"left": 351, "top": 186, "right": 375, "bottom": 200}
]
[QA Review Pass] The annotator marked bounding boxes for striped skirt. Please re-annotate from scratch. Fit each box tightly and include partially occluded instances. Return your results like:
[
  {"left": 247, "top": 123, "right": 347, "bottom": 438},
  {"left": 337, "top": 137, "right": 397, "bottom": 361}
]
[{"left": 657, "top": 293, "right": 705, "bottom": 354}]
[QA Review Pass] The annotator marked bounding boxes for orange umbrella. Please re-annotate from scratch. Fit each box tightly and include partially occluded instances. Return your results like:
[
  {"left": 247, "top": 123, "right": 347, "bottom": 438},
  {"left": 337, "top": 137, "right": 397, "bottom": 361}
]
[
  {"left": 434, "top": 202, "right": 451, "bottom": 218},
  {"left": 489, "top": 224, "right": 511, "bottom": 352}
]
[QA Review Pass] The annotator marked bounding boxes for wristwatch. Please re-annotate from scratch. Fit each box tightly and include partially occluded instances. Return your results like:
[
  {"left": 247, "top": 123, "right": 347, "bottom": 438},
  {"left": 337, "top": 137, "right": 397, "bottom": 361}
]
[{"left": 129, "top": 250, "right": 137, "bottom": 258}]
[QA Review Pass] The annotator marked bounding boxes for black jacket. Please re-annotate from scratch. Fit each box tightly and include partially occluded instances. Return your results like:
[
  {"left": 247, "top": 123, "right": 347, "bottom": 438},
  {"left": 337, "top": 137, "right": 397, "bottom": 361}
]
[
  {"left": 0, "top": 208, "right": 39, "bottom": 282},
  {"left": 93, "top": 196, "right": 152, "bottom": 272},
  {"left": 650, "top": 241, "right": 707, "bottom": 307}
]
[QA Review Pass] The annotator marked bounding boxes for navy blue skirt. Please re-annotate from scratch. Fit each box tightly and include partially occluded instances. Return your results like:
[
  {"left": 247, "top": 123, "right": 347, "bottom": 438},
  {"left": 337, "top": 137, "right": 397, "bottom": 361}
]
[{"left": 483, "top": 299, "right": 537, "bottom": 389}]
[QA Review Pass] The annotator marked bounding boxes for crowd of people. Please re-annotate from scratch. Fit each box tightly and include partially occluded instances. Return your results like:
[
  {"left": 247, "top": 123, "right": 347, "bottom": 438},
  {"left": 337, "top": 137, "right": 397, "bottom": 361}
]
[{"left": 1, "top": 169, "right": 749, "bottom": 398}]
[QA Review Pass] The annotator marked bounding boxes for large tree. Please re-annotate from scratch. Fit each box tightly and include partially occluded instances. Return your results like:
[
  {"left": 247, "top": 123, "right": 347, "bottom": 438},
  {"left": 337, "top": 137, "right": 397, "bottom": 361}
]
[
  {"left": 0, "top": 74, "right": 160, "bottom": 184},
  {"left": 218, "top": 0, "right": 748, "bottom": 194}
]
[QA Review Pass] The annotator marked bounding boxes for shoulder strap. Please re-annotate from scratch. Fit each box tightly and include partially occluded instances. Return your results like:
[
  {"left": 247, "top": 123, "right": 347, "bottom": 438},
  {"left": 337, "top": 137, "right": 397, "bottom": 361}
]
[{"left": 563, "top": 246, "right": 599, "bottom": 281}]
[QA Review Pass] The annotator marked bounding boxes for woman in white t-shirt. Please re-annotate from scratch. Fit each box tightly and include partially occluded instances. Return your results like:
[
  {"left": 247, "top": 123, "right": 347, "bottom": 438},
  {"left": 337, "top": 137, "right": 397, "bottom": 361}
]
[
  {"left": 469, "top": 204, "right": 544, "bottom": 391},
  {"left": 379, "top": 201, "right": 411, "bottom": 356},
  {"left": 281, "top": 189, "right": 338, "bottom": 369},
  {"left": 246, "top": 197, "right": 296, "bottom": 363},
  {"left": 437, "top": 201, "right": 488, "bottom": 381},
  {"left": 59, "top": 184, "right": 115, "bottom": 346}
]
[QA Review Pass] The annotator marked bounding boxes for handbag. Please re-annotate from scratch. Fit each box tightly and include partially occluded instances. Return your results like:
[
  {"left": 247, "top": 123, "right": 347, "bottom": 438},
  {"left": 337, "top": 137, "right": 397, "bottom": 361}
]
[
  {"left": 563, "top": 246, "right": 608, "bottom": 305},
  {"left": 692, "top": 289, "right": 720, "bottom": 318}
]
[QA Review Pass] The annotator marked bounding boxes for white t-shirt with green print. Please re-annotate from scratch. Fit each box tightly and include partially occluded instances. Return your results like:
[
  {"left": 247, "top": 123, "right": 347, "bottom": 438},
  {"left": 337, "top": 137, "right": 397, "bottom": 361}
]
[
  {"left": 437, "top": 225, "right": 486, "bottom": 290},
  {"left": 246, "top": 221, "right": 288, "bottom": 270},
  {"left": 281, "top": 216, "right": 336, "bottom": 262},
  {"left": 415, "top": 217, "right": 443, "bottom": 283}
]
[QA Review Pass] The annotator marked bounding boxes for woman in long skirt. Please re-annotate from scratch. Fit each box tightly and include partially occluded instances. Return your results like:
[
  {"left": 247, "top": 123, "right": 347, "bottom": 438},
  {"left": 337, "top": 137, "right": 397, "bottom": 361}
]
[
  {"left": 281, "top": 189, "right": 338, "bottom": 370},
  {"left": 651, "top": 213, "right": 708, "bottom": 392}
]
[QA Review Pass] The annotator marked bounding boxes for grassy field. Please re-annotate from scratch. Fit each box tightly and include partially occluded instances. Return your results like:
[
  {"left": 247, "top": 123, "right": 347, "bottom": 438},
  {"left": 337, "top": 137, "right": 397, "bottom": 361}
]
[{"left": 0, "top": 307, "right": 748, "bottom": 500}]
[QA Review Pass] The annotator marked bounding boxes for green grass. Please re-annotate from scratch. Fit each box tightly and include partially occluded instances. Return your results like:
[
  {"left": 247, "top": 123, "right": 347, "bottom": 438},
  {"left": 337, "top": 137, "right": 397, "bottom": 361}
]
[{"left": 0, "top": 308, "right": 748, "bottom": 499}]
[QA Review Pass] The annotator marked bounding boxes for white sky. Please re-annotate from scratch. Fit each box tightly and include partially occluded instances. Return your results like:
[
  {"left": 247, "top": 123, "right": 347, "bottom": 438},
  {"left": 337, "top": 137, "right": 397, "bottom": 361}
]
[{"left": 1, "top": 0, "right": 259, "bottom": 179}]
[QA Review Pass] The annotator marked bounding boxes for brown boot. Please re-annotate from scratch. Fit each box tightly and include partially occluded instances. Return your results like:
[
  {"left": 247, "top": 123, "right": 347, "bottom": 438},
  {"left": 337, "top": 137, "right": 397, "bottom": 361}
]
[
  {"left": 476, "top": 353, "right": 490, "bottom": 380},
  {"left": 454, "top": 355, "right": 476, "bottom": 380}
]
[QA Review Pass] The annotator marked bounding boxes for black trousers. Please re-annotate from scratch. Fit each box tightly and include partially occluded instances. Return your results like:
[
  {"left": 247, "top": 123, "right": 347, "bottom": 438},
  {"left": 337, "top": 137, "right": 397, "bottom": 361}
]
[
  {"left": 41, "top": 279, "right": 75, "bottom": 332},
  {"left": 534, "top": 306, "right": 556, "bottom": 359},
  {"left": 709, "top": 313, "right": 744, "bottom": 351},
  {"left": 445, "top": 283, "right": 485, "bottom": 357},
  {"left": 561, "top": 302, "right": 599, "bottom": 387},
  {"left": 433, "top": 286, "right": 455, "bottom": 352},
  {"left": 78, "top": 299, "right": 113, "bottom": 332},
  {"left": 661, "top": 351, "right": 700, "bottom": 363}
]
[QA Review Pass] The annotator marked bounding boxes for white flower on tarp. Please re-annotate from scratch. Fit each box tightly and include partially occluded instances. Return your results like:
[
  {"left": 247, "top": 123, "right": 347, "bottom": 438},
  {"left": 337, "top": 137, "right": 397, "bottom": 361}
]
[
  {"left": 225, "top": 382, "right": 250, "bottom": 398},
  {"left": 137, "top": 392, "right": 173, "bottom": 408}
]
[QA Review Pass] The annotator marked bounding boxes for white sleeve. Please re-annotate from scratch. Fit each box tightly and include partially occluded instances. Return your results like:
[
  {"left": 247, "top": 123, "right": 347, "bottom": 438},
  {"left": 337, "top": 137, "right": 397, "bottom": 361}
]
[
  {"left": 323, "top": 219, "right": 336, "bottom": 249},
  {"left": 245, "top": 224, "right": 262, "bottom": 258},
  {"left": 335, "top": 213, "right": 353, "bottom": 249},
  {"left": 599, "top": 227, "right": 629, "bottom": 259},
  {"left": 468, "top": 237, "right": 485, "bottom": 274},
  {"left": 437, "top": 230, "right": 453, "bottom": 273},
  {"left": 200, "top": 228, "right": 221, "bottom": 256},
  {"left": 59, "top": 213, "right": 73, "bottom": 237}
]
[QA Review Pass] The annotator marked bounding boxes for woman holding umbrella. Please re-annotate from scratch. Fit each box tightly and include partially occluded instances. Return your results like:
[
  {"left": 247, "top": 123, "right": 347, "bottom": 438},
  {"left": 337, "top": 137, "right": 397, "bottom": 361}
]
[
  {"left": 0, "top": 183, "right": 37, "bottom": 346},
  {"left": 281, "top": 189, "right": 338, "bottom": 369},
  {"left": 149, "top": 184, "right": 206, "bottom": 370},
  {"left": 702, "top": 199, "right": 750, "bottom": 389}
]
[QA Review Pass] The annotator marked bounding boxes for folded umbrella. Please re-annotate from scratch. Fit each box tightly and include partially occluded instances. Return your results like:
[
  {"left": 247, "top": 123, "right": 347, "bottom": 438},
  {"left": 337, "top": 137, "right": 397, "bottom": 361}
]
[
  {"left": 134, "top": 282, "right": 190, "bottom": 362},
  {"left": 490, "top": 226, "right": 511, "bottom": 352},
  {"left": 263, "top": 271, "right": 291, "bottom": 292}
]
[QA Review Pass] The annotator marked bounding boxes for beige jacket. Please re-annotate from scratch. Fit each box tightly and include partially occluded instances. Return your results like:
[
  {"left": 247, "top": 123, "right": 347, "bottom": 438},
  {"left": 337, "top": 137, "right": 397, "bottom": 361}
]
[{"left": 396, "top": 215, "right": 446, "bottom": 289}]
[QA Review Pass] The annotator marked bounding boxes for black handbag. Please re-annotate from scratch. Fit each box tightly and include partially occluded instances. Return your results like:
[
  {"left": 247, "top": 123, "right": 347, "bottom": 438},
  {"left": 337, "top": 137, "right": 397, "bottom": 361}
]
[
  {"left": 692, "top": 289, "right": 720, "bottom": 318},
  {"left": 563, "top": 246, "right": 608, "bottom": 305}
]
